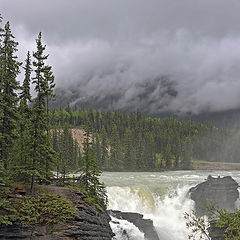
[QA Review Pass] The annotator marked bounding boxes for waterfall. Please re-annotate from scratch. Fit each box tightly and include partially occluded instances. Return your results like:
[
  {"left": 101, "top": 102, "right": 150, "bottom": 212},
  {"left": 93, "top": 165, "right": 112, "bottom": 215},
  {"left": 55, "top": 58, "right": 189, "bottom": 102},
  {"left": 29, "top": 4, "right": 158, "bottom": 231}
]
[
  {"left": 110, "top": 216, "right": 145, "bottom": 240},
  {"left": 101, "top": 170, "right": 240, "bottom": 240},
  {"left": 107, "top": 185, "right": 195, "bottom": 240}
]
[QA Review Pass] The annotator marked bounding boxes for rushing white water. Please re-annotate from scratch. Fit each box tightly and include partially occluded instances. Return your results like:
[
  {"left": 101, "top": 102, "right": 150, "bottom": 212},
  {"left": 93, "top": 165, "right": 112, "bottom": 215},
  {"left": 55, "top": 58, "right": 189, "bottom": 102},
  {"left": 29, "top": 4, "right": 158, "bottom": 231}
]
[
  {"left": 110, "top": 216, "right": 145, "bottom": 240},
  {"left": 101, "top": 170, "right": 240, "bottom": 240}
]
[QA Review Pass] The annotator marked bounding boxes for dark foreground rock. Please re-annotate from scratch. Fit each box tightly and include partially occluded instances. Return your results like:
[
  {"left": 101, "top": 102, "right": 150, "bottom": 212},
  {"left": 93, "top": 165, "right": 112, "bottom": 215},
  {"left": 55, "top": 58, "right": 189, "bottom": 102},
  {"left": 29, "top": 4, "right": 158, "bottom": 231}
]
[
  {"left": 109, "top": 210, "right": 160, "bottom": 240},
  {"left": 189, "top": 175, "right": 239, "bottom": 216},
  {"left": 0, "top": 187, "right": 114, "bottom": 240},
  {"left": 208, "top": 220, "right": 226, "bottom": 240}
]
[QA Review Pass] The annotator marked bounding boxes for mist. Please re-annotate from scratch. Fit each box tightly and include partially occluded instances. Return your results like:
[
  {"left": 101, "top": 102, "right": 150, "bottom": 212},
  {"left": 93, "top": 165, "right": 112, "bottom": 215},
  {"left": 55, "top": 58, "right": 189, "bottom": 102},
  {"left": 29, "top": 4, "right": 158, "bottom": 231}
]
[{"left": 2, "top": 0, "right": 240, "bottom": 114}]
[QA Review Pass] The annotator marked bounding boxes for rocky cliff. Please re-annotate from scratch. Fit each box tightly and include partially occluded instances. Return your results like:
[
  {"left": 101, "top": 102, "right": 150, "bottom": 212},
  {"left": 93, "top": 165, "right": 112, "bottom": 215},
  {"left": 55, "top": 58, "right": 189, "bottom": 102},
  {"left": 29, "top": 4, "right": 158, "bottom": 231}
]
[
  {"left": 0, "top": 187, "right": 114, "bottom": 240},
  {"left": 189, "top": 175, "right": 239, "bottom": 216}
]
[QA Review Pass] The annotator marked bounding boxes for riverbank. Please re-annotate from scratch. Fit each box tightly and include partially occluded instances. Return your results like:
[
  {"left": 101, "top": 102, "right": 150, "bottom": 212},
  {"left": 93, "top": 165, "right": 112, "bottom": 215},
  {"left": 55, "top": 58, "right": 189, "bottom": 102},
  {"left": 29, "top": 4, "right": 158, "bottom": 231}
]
[{"left": 192, "top": 159, "right": 240, "bottom": 170}]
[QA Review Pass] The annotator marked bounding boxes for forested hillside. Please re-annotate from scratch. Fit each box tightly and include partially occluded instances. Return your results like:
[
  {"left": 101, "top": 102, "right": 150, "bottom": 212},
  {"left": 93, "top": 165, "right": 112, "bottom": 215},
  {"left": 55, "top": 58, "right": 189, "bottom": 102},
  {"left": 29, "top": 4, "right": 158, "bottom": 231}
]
[{"left": 50, "top": 108, "right": 240, "bottom": 172}]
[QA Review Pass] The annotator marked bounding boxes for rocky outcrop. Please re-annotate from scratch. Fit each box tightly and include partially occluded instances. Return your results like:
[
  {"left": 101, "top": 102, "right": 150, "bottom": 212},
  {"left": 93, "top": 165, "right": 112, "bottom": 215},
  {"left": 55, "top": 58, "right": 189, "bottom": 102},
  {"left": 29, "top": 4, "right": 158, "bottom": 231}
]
[
  {"left": 189, "top": 175, "right": 239, "bottom": 216},
  {"left": 0, "top": 187, "right": 114, "bottom": 240},
  {"left": 109, "top": 210, "right": 160, "bottom": 240}
]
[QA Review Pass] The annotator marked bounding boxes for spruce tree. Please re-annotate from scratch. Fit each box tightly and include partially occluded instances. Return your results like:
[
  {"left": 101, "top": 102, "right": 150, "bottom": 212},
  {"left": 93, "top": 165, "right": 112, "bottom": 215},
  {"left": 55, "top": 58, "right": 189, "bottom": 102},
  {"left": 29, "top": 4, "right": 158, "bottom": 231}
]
[
  {"left": 10, "top": 52, "right": 32, "bottom": 182},
  {"left": 81, "top": 128, "right": 107, "bottom": 207},
  {"left": 30, "top": 32, "right": 56, "bottom": 189},
  {"left": 109, "top": 124, "right": 123, "bottom": 170},
  {"left": 0, "top": 162, "right": 14, "bottom": 226},
  {"left": 0, "top": 21, "right": 21, "bottom": 170},
  {"left": 100, "top": 127, "right": 109, "bottom": 169}
]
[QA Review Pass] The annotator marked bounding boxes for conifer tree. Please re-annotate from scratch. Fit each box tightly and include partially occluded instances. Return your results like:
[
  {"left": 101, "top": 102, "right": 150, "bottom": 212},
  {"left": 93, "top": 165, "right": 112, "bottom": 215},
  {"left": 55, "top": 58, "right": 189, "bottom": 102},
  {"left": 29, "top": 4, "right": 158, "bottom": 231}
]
[
  {"left": 81, "top": 128, "right": 107, "bottom": 206},
  {"left": 100, "top": 127, "right": 109, "bottom": 169},
  {"left": 163, "top": 143, "right": 172, "bottom": 169},
  {"left": 123, "top": 128, "right": 136, "bottom": 170},
  {"left": 0, "top": 162, "right": 14, "bottom": 226},
  {"left": 93, "top": 133, "right": 101, "bottom": 167},
  {"left": 109, "top": 124, "right": 123, "bottom": 170},
  {"left": 30, "top": 32, "right": 56, "bottom": 189},
  {"left": 0, "top": 21, "right": 21, "bottom": 170},
  {"left": 10, "top": 52, "right": 32, "bottom": 182},
  {"left": 181, "top": 138, "right": 192, "bottom": 169}
]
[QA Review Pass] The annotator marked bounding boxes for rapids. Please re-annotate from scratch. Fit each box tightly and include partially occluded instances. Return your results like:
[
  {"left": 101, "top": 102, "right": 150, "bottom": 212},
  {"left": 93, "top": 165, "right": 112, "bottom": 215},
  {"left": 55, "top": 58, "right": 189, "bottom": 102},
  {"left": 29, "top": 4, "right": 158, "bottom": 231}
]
[{"left": 100, "top": 171, "right": 240, "bottom": 240}]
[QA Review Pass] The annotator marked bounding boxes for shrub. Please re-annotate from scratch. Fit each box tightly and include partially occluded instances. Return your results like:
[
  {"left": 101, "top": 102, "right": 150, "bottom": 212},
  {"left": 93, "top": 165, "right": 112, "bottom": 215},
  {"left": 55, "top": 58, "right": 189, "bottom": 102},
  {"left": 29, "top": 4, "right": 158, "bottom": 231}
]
[{"left": 12, "top": 194, "right": 77, "bottom": 227}]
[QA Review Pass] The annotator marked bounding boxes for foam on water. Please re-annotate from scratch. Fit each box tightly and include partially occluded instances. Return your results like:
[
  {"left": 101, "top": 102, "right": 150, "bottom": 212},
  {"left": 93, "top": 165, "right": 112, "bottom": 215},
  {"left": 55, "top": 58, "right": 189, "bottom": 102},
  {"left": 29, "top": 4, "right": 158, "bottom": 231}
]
[
  {"left": 110, "top": 216, "right": 145, "bottom": 240},
  {"left": 107, "top": 184, "right": 195, "bottom": 240}
]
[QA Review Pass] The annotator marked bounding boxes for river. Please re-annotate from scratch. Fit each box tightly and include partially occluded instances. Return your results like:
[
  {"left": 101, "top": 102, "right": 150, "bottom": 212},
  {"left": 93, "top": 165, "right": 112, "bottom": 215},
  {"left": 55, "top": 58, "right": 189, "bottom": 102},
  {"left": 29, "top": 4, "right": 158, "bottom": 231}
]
[{"left": 100, "top": 171, "right": 240, "bottom": 240}]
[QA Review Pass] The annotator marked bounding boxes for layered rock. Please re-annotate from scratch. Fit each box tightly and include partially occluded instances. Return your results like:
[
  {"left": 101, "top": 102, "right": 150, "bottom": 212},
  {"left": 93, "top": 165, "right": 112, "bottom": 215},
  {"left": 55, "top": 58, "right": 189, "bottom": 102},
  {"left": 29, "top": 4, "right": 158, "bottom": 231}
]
[
  {"left": 189, "top": 175, "right": 239, "bottom": 216},
  {"left": 109, "top": 210, "right": 160, "bottom": 240},
  {"left": 0, "top": 187, "right": 114, "bottom": 240}
]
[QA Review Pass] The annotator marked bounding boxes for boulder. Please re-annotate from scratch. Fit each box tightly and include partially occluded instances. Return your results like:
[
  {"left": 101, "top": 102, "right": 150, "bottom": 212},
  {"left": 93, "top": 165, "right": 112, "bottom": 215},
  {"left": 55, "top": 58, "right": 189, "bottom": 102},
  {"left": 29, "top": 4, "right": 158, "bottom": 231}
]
[
  {"left": 109, "top": 210, "right": 160, "bottom": 240},
  {"left": 189, "top": 175, "right": 239, "bottom": 216}
]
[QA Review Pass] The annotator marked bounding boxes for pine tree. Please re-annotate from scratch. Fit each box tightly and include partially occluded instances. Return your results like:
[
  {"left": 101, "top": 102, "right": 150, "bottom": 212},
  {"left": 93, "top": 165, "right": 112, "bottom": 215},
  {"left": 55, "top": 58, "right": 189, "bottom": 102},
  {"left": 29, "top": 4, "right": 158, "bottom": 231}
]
[
  {"left": 10, "top": 52, "right": 33, "bottom": 182},
  {"left": 100, "top": 127, "right": 109, "bottom": 170},
  {"left": 0, "top": 21, "right": 21, "bottom": 170},
  {"left": 30, "top": 32, "right": 56, "bottom": 189},
  {"left": 93, "top": 133, "right": 101, "bottom": 167},
  {"left": 109, "top": 124, "right": 123, "bottom": 170},
  {"left": 0, "top": 162, "right": 15, "bottom": 226},
  {"left": 81, "top": 128, "right": 107, "bottom": 207}
]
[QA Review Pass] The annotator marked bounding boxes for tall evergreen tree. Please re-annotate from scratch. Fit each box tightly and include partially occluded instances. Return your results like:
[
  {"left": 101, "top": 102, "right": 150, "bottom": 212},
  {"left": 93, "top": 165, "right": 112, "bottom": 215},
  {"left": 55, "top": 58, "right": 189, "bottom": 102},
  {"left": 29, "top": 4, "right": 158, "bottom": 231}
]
[
  {"left": 109, "top": 124, "right": 123, "bottom": 170},
  {"left": 30, "top": 32, "right": 56, "bottom": 189},
  {"left": 10, "top": 52, "right": 32, "bottom": 182},
  {"left": 20, "top": 51, "right": 32, "bottom": 107},
  {"left": 0, "top": 21, "right": 21, "bottom": 170},
  {"left": 81, "top": 128, "right": 107, "bottom": 207},
  {"left": 100, "top": 127, "right": 109, "bottom": 169}
]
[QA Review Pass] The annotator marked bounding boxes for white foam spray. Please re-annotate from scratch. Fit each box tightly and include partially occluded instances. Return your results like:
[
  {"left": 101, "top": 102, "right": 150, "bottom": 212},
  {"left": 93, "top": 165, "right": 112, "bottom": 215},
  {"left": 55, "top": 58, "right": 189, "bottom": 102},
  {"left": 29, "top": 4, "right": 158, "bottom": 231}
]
[
  {"left": 110, "top": 216, "right": 145, "bottom": 240},
  {"left": 107, "top": 185, "right": 195, "bottom": 240}
]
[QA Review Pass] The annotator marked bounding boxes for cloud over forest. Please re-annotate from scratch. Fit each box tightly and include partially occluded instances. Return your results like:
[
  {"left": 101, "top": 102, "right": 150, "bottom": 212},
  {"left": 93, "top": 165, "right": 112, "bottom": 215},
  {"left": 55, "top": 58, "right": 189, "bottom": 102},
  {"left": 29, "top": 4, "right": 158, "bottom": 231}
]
[{"left": 1, "top": 0, "right": 240, "bottom": 114}]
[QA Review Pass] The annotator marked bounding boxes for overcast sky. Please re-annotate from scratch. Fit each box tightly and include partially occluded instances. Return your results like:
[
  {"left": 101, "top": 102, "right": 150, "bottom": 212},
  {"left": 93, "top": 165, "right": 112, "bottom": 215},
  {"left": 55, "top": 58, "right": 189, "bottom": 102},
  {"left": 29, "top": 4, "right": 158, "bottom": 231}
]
[{"left": 1, "top": 0, "right": 240, "bottom": 114}]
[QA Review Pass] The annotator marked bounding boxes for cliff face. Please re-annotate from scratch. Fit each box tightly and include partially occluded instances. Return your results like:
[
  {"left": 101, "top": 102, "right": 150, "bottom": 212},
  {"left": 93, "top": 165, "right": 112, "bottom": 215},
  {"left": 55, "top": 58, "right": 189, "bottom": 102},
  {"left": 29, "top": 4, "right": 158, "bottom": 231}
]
[{"left": 0, "top": 187, "right": 114, "bottom": 240}]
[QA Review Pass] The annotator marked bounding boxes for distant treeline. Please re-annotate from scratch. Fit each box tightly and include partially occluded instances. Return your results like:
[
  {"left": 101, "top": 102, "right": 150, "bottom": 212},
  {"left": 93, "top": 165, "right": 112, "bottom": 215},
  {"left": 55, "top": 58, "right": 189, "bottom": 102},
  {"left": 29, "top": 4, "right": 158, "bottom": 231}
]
[{"left": 50, "top": 108, "right": 240, "bottom": 171}]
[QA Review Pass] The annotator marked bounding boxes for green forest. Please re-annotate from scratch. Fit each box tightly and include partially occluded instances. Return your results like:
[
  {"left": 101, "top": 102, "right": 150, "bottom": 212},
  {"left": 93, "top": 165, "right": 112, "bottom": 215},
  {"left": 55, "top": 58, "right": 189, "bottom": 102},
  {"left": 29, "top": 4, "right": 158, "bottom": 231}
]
[{"left": 51, "top": 107, "right": 240, "bottom": 172}]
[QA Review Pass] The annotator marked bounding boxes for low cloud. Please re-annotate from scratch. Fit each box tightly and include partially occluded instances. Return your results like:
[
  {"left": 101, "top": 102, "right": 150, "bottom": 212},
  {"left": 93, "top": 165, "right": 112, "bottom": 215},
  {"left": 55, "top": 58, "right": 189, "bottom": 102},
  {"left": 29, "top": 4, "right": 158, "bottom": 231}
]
[{"left": 2, "top": 0, "right": 240, "bottom": 114}]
